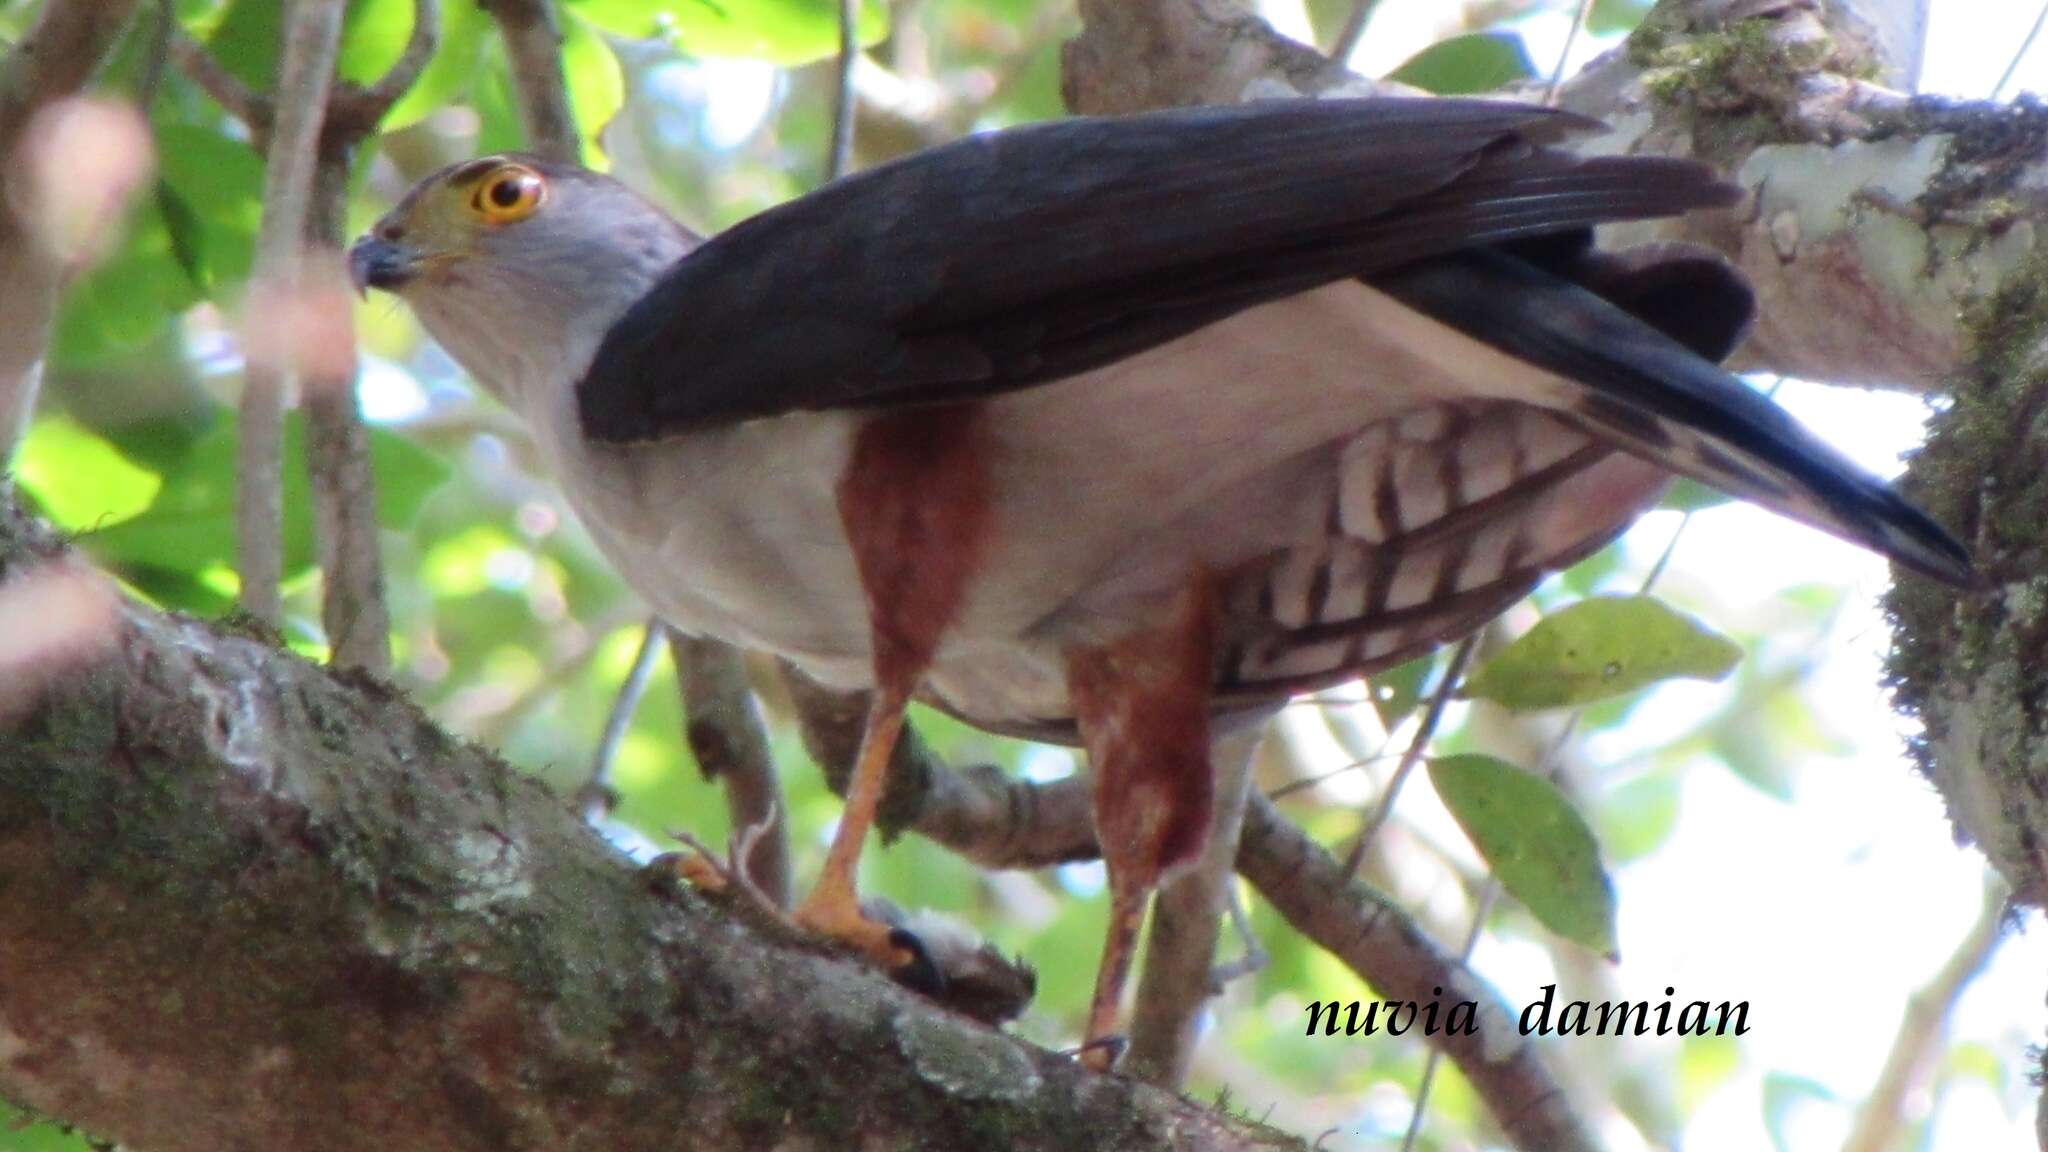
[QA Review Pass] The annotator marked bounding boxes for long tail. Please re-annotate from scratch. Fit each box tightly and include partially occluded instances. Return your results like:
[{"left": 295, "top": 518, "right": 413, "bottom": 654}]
[{"left": 1375, "top": 247, "right": 1973, "bottom": 587}]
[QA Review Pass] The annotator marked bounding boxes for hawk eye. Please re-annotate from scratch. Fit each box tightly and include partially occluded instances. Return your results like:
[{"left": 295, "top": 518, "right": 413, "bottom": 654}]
[{"left": 469, "top": 166, "right": 544, "bottom": 224}]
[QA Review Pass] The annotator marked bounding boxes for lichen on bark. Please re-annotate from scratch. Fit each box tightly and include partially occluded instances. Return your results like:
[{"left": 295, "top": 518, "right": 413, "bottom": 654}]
[{"left": 1885, "top": 252, "right": 2048, "bottom": 905}]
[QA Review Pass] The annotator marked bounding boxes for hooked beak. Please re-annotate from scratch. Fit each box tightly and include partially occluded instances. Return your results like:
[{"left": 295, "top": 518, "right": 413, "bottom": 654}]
[{"left": 347, "top": 235, "right": 422, "bottom": 296}]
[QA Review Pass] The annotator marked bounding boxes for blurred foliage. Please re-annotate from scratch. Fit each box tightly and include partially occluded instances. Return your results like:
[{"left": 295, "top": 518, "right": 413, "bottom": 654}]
[
  {"left": 0, "top": 1107, "right": 86, "bottom": 1152},
  {"left": 5, "top": 0, "right": 2026, "bottom": 1149}
]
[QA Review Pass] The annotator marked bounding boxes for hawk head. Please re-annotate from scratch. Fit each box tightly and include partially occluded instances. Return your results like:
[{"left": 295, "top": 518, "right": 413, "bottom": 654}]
[{"left": 348, "top": 155, "right": 694, "bottom": 407}]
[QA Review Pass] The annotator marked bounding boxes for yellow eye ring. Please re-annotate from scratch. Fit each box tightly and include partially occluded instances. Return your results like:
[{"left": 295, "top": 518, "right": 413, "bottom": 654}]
[{"left": 470, "top": 166, "right": 545, "bottom": 224}]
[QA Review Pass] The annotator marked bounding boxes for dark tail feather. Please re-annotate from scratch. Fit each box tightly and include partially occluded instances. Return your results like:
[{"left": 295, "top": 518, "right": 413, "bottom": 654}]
[{"left": 1376, "top": 248, "right": 1974, "bottom": 587}]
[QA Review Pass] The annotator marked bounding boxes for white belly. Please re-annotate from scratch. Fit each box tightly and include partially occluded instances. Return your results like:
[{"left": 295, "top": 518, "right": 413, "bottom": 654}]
[{"left": 542, "top": 401, "right": 878, "bottom": 690}]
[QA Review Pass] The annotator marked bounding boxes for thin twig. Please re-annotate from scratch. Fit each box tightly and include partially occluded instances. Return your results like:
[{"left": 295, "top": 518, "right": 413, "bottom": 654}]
[
  {"left": 237, "top": 0, "right": 346, "bottom": 629},
  {"left": 1206, "top": 884, "right": 1268, "bottom": 991},
  {"left": 351, "top": 0, "right": 440, "bottom": 116},
  {"left": 1239, "top": 794, "right": 1601, "bottom": 1152},
  {"left": 1839, "top": 872, "right": 2009, "bottom": 1152},
  {"left": 1993, "top": 0, "right": 2048, "bottom": 100},
  {"left": 1399, "top": 882, "right": 1500, "bottom": 1152},
  {"left": 668, "top": 630, "right": 790, "bottom": 909},
  {"left": 1326, "top": 0, "right": 1379, "bottom": 65},
  {"left": 829, "top": 0, "right": 860, "bottom": 179},
  {"left": 1545, "top": 0, "right": 1599, "bottom": 105},
  {"left": 1338, "top": 634, "right": 1478, "bottom": 881},
  {"left": 135, "top": 0, "right": 173, "bottom": 111},
  {"left": 0, "top": 0, "right": 142, "bottom": 144},
  {"left": 169, "top": 30, "right": 270, "bottom": 134},
  {"left": 479, "top": 0, "right": 578, "bottom": 163},
  {"left": 1265, "top": 748, "right": 1399, "bottom": 800},
  {"left": 580, "top": 617, "right": 665, "bottom": 821},
  {"left": 291, "top": 0, "right": 439, "bottom": 678},
  {"left": 0, "top": 0, "right": 144, "bottom": 464},
  {"left": 469, "top": 603, "right": 644, "bottom": 742},
  {"left": 301, "top": 154, "right": 389, "bottom": 675},
  {"left": 1, "top": 3, "right": 149, "bottom": 476}
]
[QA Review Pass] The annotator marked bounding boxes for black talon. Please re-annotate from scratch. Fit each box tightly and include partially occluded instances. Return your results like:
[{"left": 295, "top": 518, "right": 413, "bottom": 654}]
[
  {"left": 1066, "top": 1033, "right": 1127, "bottom": 1068},
  {"left": 886, "top": 926, "right": 948, "bottom": 997}
]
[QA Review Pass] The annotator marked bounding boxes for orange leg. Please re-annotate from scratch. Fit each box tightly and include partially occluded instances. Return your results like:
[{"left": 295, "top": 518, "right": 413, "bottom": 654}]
[
  {"left": 1068, "top": 576, "right": 1219, "bottom": 1070},
  {"left": 793, "top": 405, "right": 990, "bottom": 978},
  {"left": 791, "top": 685, "right": 914, "bottom": 965}
]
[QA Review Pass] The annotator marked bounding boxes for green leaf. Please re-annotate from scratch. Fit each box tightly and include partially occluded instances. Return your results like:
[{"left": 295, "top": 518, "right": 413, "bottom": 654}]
[
  {"left": 472, "top": 41, "right": 528, "bottom": 159},
  {"left": 562, "top": 11, "right": 626, "bottom": 163},
  {"left": 1427, "top": 753, "right": 1618, "bottom": 956},
  {"left": 154, "top": 123, "right": 265, "bottom": 292},
  {"left": 1661, "top": 476, "right": 1732, "bottom": 513},
  {"left": 205, "top": 0, "right": 416, "bottom": 92},
  {"left": 1367, "top": 654, "right": 1434, "bottom": 730},
  {"left": 1462, "top": 594, "right": 1742, "bottom": 712},
  {"left": 380, "top": 0, "right": 491, "bottom": 131},
  {"left": 1589, "top": 0, "right": 1656, "bottom": 34},
  {"left": 1556, "top": 537, "right": 1626, "bottom": 595},
  {"left": 334, "top": 0, "right": 419, "bottom": 86},
  {"left": 51, "top": 199, "right": 200, "bottom": 370},
  {"left": 13, "top": 415, "right": 164, "bottom": 531},
  {"left": 569, "top": 0, "right": 888, "bottom": 64},
  {"left": 0, "top": 1103, "right": 94, "bottom": 1152},
  {"left": 82, "top": 411, "right": 450, "bottom": 586},
  {"left": 1386, "top": 31, "right": 1534, "bottom": 95},
  {"left": 155, "top": 181, "right": 208, "bottom": 287},
  {"left": 122, "top": 561, "right": 241, "bottom": 617}
]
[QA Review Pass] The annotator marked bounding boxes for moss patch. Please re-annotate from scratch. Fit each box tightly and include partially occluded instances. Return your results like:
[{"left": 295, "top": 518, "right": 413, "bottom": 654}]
[
  {"left": 1628, "top": 14, "right": 1827, "bottom": 153},
  {"left": 1885, "top": 251, "right": 2048, "bottom": 897},
  {"left": 1908, "top": 94, "right": 2048, "bottom": 232}
]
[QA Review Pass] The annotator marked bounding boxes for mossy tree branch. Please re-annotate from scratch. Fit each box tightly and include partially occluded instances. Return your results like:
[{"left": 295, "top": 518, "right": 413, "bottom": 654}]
[
  {"left": 1557, "top": 0, "right": 2047, "bottom": 394},
  {"left": 0, "top": 496, "right": 1304, "bottom": 1152}
]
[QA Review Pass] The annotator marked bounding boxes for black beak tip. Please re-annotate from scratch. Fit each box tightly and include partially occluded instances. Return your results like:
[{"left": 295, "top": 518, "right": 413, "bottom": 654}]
[{"left": 347, "top": 236, "right": 415, "bottom": 297}]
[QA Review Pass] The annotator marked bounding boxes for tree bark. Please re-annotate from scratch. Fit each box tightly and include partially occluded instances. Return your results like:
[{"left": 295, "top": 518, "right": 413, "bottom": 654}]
[
  {"left": 0, "top": 0, "right": 139, "bottom": 460},
  {"left": 1552, "top": 0, "right": 2044, "bottom": 395},
  {"left": 0, "top": 500, "right": 1304, "bottom": 1152}
]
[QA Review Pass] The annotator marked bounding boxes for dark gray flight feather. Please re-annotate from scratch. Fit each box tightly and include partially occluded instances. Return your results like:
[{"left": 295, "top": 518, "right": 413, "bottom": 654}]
[
  {"left": 1374, "top": 249, "right": 1972, "bottom": 586},
  {"left": 578, "top": 98, "right": 1734, "bottom": 436}
]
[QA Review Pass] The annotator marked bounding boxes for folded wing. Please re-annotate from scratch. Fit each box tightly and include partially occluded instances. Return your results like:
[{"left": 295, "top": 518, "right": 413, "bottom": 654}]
[{"left": 577, "top": 98, "right": 1738, "bottom": 439}]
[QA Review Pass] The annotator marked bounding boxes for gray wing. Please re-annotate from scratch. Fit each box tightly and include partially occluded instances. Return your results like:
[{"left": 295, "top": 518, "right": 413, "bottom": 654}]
[{"left": 575, "top": 98, "right": 1739, "bottom": 440}]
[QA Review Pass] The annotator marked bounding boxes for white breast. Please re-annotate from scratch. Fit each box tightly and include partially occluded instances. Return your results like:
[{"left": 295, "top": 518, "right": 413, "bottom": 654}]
[{"left": 526, "top": 385, "right": 878, "bottom": 691}]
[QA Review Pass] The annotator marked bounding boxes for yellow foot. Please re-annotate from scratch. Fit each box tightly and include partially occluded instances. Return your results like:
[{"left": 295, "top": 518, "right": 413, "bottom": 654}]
[
  {"left": 651, "top": 826, "right": 780, "bottom": 917},
  {"left": 660, "top": 849, "right": 733, "bottom": 894},
  {"left": 795, "top": 887, "right": 944, "bottom": 995}
]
